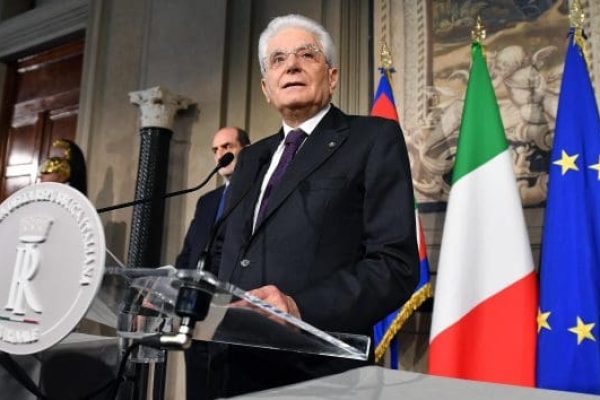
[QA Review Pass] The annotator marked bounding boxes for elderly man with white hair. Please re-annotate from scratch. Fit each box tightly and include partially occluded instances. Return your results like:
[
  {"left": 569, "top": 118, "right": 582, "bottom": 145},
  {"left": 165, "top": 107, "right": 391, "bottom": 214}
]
[{"left": 202, "top": 14, "right": 419, "bottom": 399}]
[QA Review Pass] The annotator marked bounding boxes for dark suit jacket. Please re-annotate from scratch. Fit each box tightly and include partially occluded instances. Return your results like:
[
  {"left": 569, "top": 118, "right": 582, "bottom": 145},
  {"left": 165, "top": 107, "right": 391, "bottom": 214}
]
[
  {"left": 175, "top": 185, "right": 225, "bottom": 270},
  {"left": 207, "top": 106, "right": 419, "bottom": 398},
  {"left": 175, "top": 186, "right": 226, "bottom": 400}
]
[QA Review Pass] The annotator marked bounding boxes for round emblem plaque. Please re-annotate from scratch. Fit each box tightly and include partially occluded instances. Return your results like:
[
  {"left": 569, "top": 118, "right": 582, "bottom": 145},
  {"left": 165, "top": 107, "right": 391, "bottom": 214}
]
[{"left": 0, "top": 183, "right": 105, "bottom": 354}]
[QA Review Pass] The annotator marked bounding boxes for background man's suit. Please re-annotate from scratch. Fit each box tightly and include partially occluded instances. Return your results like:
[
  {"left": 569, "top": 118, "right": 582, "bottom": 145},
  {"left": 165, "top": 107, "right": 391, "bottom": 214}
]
[
  {"left": 175, "top": 185, "right": 225, "bottom": 400},
  {"left": 209, "top": 105, "right": 419, "bottom": 396},
  {"left": 175, "top": 185, "right": 225, "bottom": 270}
]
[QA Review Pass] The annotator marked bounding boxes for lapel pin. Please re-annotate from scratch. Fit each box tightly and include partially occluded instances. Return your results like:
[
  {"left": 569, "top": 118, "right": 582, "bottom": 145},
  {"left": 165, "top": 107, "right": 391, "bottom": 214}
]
[{"left": 328, "top": 141, "right": 337, "bottom": 149}]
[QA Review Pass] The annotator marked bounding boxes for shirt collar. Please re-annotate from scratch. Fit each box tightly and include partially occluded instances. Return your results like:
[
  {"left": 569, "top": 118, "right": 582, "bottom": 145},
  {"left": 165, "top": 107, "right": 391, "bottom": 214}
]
[{"left": 282, "top": 104, "right": 331, "bottom": 137}]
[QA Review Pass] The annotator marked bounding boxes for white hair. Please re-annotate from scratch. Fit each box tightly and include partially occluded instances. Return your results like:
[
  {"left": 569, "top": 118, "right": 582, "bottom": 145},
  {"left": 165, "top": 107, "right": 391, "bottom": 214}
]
[{"left": 258, "top": 14, "right": 337, "bottom": 75}]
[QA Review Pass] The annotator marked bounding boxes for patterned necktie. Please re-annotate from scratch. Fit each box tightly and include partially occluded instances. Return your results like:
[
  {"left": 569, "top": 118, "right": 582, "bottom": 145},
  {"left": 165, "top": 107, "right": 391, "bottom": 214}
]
[{"left": 256, "top": 129, "right": 307, "bottom": 226}]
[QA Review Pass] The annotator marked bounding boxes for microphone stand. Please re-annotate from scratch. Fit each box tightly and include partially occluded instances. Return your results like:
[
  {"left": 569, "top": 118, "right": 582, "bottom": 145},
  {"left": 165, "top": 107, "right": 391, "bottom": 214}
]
[
  {"left": 93, "top": 153, "right": 234, "bottom": 400},
  {"left": 96, "top": 152, "right": 234, "bottom": 214}
]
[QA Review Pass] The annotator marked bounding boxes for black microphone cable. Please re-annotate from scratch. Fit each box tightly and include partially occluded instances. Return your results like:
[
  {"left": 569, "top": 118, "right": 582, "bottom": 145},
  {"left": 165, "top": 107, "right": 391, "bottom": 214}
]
[
  {"left": 0, "top": 352, "right": 50, "bottom": 399},
  {"left": 96, "top": 152, "right": 234, "bottom": 214},
  {"left": 1, "top": 343, "right": 142, "bottom": 400},
  {"left": 77, "top": 341, "right": 141, "bottom": 400}
]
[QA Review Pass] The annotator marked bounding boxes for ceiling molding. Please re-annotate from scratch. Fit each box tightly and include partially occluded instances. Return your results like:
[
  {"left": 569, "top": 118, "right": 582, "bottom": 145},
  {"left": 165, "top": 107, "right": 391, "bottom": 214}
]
[{"left": 0, "top": 0, "right": 89, "bottom": 60}]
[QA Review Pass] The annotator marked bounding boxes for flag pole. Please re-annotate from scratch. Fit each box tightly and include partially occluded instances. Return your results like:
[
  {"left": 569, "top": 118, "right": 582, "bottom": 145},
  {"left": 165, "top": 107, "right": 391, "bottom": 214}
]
[{"left": 371, "top": 40, "right": 433, "bottom": 364}]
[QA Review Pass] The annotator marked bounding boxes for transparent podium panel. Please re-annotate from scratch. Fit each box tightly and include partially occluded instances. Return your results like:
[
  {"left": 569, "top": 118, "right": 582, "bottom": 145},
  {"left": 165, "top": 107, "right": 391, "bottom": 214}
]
[
  {"left": 74, "top": 249, "right": 129, "bottom": 339},
  {"left": 104, "top": 267, "right": 370, "bottom": 361}
]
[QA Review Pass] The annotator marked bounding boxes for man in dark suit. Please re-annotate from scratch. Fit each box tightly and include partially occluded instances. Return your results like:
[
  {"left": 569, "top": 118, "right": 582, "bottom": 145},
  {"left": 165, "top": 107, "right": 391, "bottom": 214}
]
[
  {"left": 175, "top": 126, "right": 249, "bottom": 270},
  {"left": 206, "top": 14, "right": 419, "bottom": 398},
  {"left": 175, "top": 127, "right": 248, "bottom": 400}
]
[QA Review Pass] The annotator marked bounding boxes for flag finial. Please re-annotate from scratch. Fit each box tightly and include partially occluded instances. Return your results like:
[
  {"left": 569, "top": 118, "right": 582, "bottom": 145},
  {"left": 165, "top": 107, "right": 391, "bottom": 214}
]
[
  {"left": 569, "top": 0, "right": 591, "bottom": 68},
  {"left": 380, "top": 41, "right": 393, "bottom": 70},
  {"left": 569, "top": 0, "right": 584, "bottom": 29},
  {"left": 471, "top": 15, "right": 486, "bottom": 43}
]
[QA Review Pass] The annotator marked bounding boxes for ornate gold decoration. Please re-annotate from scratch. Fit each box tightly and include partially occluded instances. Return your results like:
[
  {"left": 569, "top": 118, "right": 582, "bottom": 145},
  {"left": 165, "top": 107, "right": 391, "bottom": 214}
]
[
  {"left": 380, "top": 41, "right": 393, "bottom": 71},
  {"left": 569, "top": 0, "right": 584, "bottom": 29},
  {"left": 39, "top": 139, "right": 73, "bottom": 178},
  {"left": 39, "top": 157, "right": 70, "bottom": 178},
  {"left": 52, "top": 139, "right": 72, "bottom": 161},
  {"left": 570, "top": 0, "right": 591, "bottom": 68},
  {"left": 471, "top": 15, "right": 486, "bottom": 44},
  {"left": 374, "top": 283, "right": 433, "bottom": 362}
]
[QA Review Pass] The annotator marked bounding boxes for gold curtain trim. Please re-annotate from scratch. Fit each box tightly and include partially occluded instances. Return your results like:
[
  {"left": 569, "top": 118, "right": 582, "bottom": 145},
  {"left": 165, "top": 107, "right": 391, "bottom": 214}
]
[{"left": 374, "top": 282, "right": 432, "bottom": 362}]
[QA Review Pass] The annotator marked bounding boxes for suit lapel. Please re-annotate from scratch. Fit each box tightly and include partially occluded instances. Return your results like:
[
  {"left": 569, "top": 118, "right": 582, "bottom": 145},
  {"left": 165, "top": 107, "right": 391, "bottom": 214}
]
[
  {"left": 252, "top": 106, "right": 349, "bottom": 235},
  {"left": 220, "top": 134, "right": 281, "bottom": 224},
  {"left": 216, "top": 134, "right": 281, "bottom": 281}
]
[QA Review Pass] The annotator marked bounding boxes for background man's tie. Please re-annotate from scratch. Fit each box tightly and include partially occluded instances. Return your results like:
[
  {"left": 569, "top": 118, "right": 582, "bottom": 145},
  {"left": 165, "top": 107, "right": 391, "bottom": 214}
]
[{"left": 214, "top": 185, "right": 228, "bottom": 222}]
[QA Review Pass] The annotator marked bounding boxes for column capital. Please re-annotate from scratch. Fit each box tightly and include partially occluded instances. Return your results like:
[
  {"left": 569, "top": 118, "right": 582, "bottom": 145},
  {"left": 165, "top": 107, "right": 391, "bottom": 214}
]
[{"left": 129, "top": 86, "right": 194, "bottom": 130}]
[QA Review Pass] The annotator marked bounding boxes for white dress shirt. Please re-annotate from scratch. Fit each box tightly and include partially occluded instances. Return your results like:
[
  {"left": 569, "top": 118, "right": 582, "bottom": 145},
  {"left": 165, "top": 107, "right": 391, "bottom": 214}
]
[{"left": 252, "top": 104, "right": 331, "bottom": 231}]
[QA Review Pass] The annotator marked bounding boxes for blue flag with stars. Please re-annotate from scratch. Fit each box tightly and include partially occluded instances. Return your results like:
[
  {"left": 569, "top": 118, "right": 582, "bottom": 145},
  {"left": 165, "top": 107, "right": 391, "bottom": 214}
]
[{"left": 537, "top": 29, "right": 600, "bottom": 394}]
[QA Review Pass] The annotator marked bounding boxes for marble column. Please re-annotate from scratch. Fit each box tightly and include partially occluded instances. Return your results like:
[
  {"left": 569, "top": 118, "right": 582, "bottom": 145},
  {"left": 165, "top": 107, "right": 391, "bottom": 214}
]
[{"left": 127, "top": 86, "right": 192, "bottom": 269}]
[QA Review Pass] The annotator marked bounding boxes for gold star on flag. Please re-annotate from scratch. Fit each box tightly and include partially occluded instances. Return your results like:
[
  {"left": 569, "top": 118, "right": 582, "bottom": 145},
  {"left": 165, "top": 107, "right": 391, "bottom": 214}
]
[
  {"left": 553, "top": 150, "right": 579, "bottom": 175},
  {"left": 589, "top": 156, "right": 600, "bottom": 180},
  {"left": 568, "top": 316, "right": 596, "bottom": 345},
  {"left": 537, "top": 309, "right": 551, "bottom": 333}
]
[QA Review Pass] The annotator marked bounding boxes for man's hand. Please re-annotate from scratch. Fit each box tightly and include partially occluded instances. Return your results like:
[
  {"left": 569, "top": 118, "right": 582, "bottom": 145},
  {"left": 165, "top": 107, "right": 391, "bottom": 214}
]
[{"left": 247, "top": 285, "right": 302, "bottom": 320}]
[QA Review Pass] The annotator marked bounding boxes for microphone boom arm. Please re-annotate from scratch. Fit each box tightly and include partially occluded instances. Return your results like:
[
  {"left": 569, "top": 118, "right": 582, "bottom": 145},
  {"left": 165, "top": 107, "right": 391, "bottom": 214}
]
[{"left": 96, "top": 153, "right": 234, "bottom": 214}]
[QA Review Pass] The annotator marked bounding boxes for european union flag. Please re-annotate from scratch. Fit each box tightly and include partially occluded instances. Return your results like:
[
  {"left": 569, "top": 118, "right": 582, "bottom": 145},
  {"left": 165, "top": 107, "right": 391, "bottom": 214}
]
[{"left": 537, "top": 28, "right": 600, "bottom": 394}]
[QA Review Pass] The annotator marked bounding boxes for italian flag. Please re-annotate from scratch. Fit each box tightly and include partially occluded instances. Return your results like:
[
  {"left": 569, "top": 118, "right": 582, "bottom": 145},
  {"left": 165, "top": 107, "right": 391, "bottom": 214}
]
[{"left": 428, "top": 42, "right": 537, "bottom": 386}]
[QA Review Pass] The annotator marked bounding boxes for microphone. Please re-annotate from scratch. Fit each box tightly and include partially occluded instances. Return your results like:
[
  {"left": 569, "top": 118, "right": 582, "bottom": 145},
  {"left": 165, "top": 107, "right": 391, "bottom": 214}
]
[
  {"left": 115, "top": 154, "right": 235, "bottom": 351},
  {"left": 96, "top": 153, "right": 234, "bottom": 214},
  {"left": 137, "top": 151, "right": 271, "bottom": 351},
  {"left": 196, "top": 146, "right": 273, "bottom": 272}
]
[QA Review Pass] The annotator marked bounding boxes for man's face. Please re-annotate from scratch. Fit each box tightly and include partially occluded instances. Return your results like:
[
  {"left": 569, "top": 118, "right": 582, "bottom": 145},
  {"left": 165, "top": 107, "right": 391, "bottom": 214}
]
[
  {"left": 211, "top": 128, "right": 243, "bottom": 179},
  {"left": 261, "top": 28, "right": 338, "bottom": 119}
]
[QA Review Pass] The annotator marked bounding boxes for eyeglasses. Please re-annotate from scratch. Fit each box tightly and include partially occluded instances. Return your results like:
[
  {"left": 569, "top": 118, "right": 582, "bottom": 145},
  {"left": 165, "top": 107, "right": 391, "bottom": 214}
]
[{"left": 266, "top": 44, "right": 324, "bottom": 71}]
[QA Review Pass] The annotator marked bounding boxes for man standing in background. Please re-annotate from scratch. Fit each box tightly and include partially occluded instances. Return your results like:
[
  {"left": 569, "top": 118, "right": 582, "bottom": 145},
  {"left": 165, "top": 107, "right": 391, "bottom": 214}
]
[
  {"left": 175, "top": 126, "right": 249, "bottom": 270},
  {"left": 176, "top": 126, "right": 249, "bottom": 400}
]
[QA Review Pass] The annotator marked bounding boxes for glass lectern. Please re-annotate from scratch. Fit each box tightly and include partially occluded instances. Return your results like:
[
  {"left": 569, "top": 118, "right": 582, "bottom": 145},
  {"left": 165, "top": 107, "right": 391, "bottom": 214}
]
[
  {"left": 104, "top": 266, "right": 370, "bottom": 361},
  {"left": 85, "top": 263, "right": 370, "bottom": 399}
]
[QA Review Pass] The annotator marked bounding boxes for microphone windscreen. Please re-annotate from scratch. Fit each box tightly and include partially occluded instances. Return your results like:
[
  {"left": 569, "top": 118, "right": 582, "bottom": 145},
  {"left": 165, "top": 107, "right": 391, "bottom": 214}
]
[{"left": 218, "top": 153, "right": 234, "bottom": 168}]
